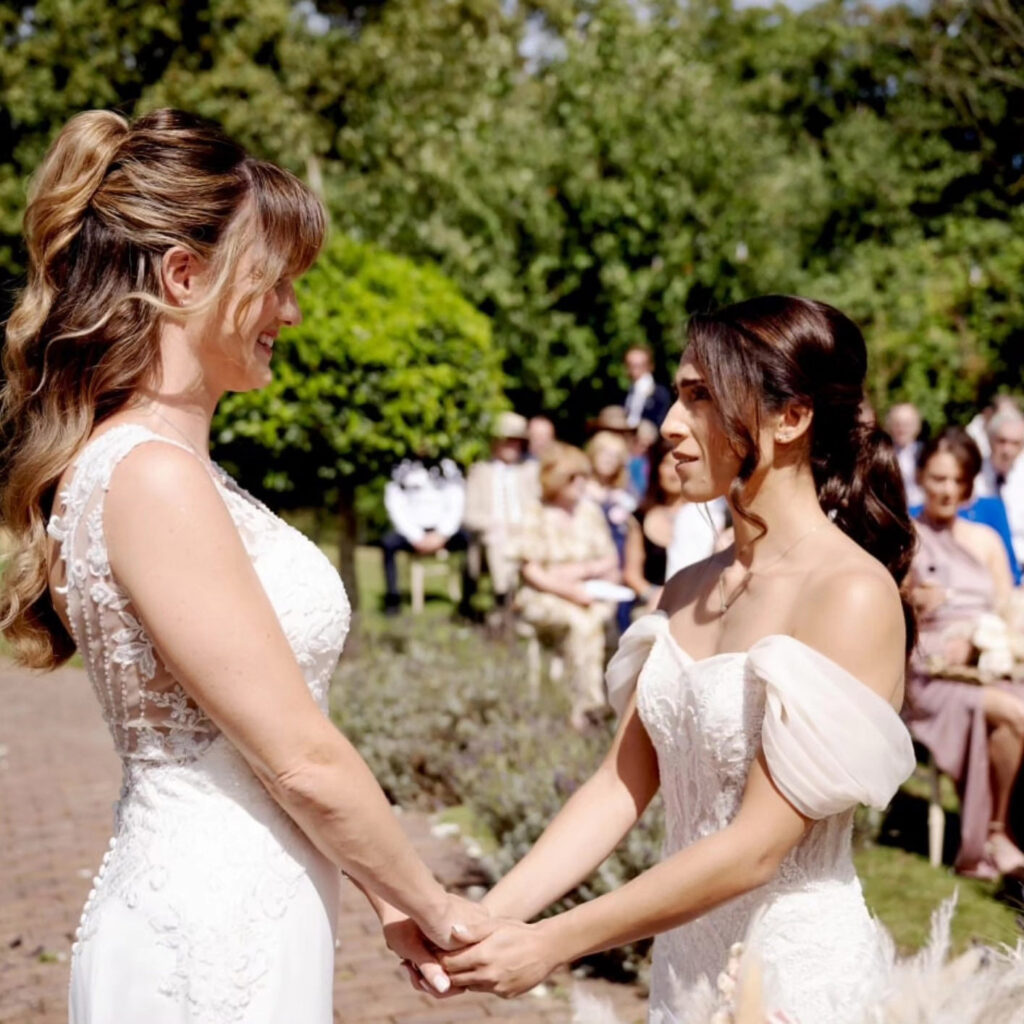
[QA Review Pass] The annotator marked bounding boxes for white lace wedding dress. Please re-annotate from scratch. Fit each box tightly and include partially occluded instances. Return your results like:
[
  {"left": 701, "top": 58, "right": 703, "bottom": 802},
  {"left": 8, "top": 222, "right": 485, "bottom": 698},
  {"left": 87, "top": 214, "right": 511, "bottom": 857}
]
[
  {"left": 49, "top": 425, "right": 351, "bottom": 1024},
  {"left": 605, "top": 612, "right": 917, "bottom": 1024}
]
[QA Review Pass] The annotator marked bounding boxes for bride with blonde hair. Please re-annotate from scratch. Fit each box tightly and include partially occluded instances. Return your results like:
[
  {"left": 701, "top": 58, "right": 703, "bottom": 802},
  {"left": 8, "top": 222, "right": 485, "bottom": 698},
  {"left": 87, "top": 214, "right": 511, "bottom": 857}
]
[{"left": 0, "top": 108, "right": 483, "bottom": 1021}]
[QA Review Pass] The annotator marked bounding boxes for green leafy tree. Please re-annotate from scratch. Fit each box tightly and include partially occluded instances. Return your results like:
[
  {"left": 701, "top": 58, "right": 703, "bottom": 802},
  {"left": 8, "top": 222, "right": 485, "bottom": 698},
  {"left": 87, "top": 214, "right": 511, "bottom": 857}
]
[
  {"left": 321, "top": 0, "right": 838, "bottom": 430},
  {"left": 213, "top": 234, "right": 506, "bottom": 607},
  {"left": 0, "top": 0, "right": 333, "bottom": 287},
  {"left": 318, "top": 0, "right": 1022, "bottom": 430},
  {"left": 3, "top": 0, "right": 1021, "bottom": 462}
]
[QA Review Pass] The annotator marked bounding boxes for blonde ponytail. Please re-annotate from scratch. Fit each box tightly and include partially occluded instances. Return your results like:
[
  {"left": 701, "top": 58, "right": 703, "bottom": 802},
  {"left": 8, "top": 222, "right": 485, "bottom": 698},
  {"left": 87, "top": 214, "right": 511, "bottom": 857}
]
[{"left": 1, "top": 108, "right": 325, "bottom": 668}]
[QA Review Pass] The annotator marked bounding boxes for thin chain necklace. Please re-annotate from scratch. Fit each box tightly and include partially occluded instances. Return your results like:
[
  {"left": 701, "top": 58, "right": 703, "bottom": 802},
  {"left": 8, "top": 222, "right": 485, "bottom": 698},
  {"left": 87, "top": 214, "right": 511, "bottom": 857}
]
[
  {"left": 716, "top": 520, "right": 830, "bottom": 616},
  {"left": 143, "top": 406, "right": 212, "bottom": 466}
]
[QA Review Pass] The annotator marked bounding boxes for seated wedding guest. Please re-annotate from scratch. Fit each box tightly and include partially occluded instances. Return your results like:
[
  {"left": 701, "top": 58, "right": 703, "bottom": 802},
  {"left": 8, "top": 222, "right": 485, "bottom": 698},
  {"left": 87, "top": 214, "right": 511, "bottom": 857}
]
[
  {"left": 975, "top": 409, "right": 1024, "bottom": 575},
  {"left": 627, "top": 419, "right": 660, "bottom": 500},
  {"left": 622, "top": 446, "right": 685, "bottom": 613},
  {"left": 967, "top": 394, "right": 1021, "bottom": 463},
  {"left": 463, "top": 412, "right": 539, "bottom": 614},
  {"left": 886, "top": 402, "right": 924, "bottom": 507},
  {"left": 382, "top": 455, "right": 467, "bottom": 615},
  {"left": 909, "top": 465, "right": 1021, "bottom": 586},
  {"left": 585, "top": 428, "right": 638, "bottom": 632},
  {"left": 622, "top": 344, "right": 671, "bottom": 428},
  {"left": 904, "top": 429, "right": 1024, "bottom": 879},
  {"left": 664, "top": 496, "right": 729, "bottom": 580},
  {"left": 526, "top": 415, "right": 556, "bottom": 462},
  {"left": 513, "top": 443, "right": 619, "bottom": 732},
  {"left": 976, "top": 408, "right": 1024, "bottom": 496}
]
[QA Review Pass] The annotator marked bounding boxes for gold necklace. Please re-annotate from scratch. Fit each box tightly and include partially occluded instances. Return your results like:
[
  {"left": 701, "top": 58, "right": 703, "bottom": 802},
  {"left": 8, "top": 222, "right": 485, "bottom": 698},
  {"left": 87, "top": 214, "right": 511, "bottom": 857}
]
[{"left": 716, "top": 520, "right": 830, "bottom": 616}]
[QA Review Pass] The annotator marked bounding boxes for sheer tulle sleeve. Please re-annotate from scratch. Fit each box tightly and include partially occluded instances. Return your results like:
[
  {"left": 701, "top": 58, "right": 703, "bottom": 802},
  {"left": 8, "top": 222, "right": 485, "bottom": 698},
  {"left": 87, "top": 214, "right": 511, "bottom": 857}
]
[
  {"left": 749, "top": 635, "right": 916, "bottom": 819},
  {"left": 605, "top": 611, "right": 670, "bottom": 717}
]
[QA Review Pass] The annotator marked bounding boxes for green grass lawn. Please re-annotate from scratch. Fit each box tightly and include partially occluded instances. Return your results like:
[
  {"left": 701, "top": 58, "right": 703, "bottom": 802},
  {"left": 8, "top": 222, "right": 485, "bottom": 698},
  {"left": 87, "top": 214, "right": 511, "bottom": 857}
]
[
  {"left": 9, "top": 514, "right": 1018, "bottom": 961},
  {"left": 856, "top": 844, "right": 1021, "bottom": 952},
  {"left": 311, "top": 535, "right": 1022, "bottom": 957}
]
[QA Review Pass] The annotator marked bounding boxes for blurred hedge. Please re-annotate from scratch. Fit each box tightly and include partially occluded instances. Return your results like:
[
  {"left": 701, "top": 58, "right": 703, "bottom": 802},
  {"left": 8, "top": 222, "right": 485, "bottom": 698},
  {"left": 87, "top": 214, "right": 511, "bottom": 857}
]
[{"left": 331, "top": 619, "right": 661, "bottom": 979}]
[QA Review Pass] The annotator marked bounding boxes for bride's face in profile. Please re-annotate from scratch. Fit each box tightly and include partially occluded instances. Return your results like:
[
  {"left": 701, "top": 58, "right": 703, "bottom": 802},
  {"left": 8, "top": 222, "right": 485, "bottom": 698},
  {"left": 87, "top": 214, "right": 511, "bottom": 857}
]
[
  {"left": 179, "top": 243, "right": 303, "bottom": 396},
  {"left": 212, "top": 251, "right": 302, "bottom": 393},
  {"left": 660, "top": 353, "right": 742, "bottom": 503}
]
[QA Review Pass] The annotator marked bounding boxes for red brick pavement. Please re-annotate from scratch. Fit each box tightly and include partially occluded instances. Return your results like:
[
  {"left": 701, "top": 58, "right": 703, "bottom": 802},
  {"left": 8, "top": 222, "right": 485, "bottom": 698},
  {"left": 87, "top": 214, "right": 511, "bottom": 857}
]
[{"left": 0, "top": 663, "right": 646, "bottom": 1024}]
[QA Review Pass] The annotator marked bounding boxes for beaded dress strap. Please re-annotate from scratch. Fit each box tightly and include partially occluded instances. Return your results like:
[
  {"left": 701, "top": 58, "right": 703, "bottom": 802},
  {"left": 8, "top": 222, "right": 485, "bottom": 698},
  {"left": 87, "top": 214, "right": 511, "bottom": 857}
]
[{"left": 48, "top": 425, "right": 198, "bottom": 555}]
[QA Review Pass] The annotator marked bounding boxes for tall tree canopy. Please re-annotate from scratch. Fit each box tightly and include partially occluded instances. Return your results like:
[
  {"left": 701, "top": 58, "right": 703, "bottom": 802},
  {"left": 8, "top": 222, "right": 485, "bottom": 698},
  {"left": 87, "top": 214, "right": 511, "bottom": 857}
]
[{"left": 2, "top": 0, "right": 1020, "bottom": 452}]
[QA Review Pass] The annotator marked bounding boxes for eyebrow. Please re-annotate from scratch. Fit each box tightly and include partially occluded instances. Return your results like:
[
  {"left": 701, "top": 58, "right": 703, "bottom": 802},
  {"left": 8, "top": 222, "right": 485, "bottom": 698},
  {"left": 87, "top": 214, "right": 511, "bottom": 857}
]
[{"left": 675, "top": 376, "right": 706, "bottom": 389}]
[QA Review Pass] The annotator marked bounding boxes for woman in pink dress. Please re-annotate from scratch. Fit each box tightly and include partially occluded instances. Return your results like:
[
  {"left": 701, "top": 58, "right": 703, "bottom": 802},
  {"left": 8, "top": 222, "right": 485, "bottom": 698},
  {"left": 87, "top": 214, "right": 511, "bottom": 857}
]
[{"left": 904, "top": 428, "right": 1024, "bottom": 878}]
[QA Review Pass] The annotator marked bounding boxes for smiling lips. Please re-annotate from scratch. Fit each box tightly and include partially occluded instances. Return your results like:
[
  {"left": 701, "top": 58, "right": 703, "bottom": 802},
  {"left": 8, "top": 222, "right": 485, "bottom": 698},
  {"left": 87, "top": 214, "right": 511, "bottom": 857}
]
[{"left": 255, "top": 332, "right": 276, "bottom": 358}]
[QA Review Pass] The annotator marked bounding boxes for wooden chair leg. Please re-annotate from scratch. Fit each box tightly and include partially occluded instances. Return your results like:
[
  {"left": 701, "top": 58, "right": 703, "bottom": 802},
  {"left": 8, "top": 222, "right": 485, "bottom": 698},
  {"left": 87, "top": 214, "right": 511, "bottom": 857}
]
[
  {"left": 927, "top": 756, "right": 946, "bottom": 868},
  {"left": 410, "top": 560, "right": 425, "bottom": 615},
  {"left": 446, "top": 560, "right": 461, "bottom": 603},
  {"left": 526, "top": 635, "right": 542, "bottom": 700}
]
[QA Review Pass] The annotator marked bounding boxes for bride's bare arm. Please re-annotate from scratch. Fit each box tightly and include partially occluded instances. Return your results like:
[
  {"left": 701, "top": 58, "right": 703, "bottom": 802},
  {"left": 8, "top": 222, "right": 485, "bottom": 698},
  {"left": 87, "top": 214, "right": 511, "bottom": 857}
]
[
  {"left": 104, "top": 444, "right": 479, "bottom": 948},
  {"left": 443, "top": 751, "right": 809, "bottom": 996},
  {"left": 481, "top": 693, "right": 660, "bottom": 922},
  {"left": 441, "top": 571, "right": 906, "bottom": 996},
  {"left": 477, "top": 566, "right": 709, "bottom": 924}
]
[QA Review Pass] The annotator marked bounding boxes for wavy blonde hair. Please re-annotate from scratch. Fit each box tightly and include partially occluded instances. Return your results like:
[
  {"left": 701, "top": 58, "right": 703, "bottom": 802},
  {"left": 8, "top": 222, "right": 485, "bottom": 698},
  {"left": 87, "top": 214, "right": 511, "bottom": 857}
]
[
  {"left": 585, "top": 430, "right": 630, "bottom": 489},
  {"left": 0, "top": 108, "right": 326, "bottom": 669},
  {"left": 539, "top": 443, "right": 591, "bottom": 503}
]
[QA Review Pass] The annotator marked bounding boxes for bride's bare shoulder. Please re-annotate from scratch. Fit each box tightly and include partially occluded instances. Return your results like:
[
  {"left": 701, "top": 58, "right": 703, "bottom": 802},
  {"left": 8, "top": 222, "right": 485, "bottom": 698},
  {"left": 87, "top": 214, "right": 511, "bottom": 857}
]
[{"left": 795, "top": 539, "right": 907, "bottom": 704}]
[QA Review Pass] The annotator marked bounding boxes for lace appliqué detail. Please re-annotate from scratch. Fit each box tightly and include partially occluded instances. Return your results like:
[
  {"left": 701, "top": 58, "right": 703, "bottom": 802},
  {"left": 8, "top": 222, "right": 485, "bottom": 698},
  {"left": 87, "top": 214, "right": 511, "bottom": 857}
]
[
  {"left": 59, "top": 426, "right": 349, "bottom": 1021},
  {"left": 635, "top": 637, "right": 887, "bottom": 1024}
]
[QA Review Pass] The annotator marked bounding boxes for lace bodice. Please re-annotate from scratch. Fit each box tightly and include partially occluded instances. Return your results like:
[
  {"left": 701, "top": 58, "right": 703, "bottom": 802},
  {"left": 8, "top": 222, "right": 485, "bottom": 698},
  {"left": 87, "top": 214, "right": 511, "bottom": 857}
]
[
  {"left": 58, "top": 426, "right": 351, "bottom": 1023},
  {"left": 606, "top": 613, "right": 915, "bottom": 1024},
  {"left": 48, "top": 425, "right": 350, "bottom": 764}
]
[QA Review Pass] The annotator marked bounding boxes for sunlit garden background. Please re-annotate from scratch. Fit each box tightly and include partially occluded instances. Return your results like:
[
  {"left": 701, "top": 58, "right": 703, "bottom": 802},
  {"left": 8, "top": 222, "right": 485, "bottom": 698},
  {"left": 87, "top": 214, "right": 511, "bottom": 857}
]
[{"left": 3, "top": 0, "right": 1023, "bottom": 993}]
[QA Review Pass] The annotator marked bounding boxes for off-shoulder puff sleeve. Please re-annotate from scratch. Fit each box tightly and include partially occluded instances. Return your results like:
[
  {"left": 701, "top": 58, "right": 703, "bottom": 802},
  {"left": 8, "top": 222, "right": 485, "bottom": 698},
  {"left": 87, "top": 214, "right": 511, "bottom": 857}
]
[
  {"left": 749, "top": 635, "right": 916, "bottom": 820},
  {"left": 605, "top": 611, "right": 670, "bottom": 717}
]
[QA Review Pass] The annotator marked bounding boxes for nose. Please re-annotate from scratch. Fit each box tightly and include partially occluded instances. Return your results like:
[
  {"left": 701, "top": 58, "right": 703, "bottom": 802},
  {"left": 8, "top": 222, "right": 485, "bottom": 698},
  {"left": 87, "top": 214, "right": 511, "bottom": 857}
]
[
  {"left": 279, "top": 280, "right": 302, "bottom": 327},
  {"left": 660, "top": 397, "right": 688, "bottom": 445}
]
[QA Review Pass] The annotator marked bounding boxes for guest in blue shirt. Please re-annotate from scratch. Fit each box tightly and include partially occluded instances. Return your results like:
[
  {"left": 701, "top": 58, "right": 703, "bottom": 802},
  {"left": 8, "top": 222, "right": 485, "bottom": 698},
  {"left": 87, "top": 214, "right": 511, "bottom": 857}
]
[{"left": 910, "top": 477, "right": 1022, "bottom": 585}]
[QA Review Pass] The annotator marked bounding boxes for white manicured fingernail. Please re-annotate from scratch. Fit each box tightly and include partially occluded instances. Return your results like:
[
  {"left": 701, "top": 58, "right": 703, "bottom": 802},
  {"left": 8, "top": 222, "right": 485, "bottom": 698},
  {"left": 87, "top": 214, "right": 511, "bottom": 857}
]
[
  {"left": 451, "top": 923, "right": 469, "bottom": 938},
  {"left": 432, "top": 974, "right": 451, "bottom": 993}
]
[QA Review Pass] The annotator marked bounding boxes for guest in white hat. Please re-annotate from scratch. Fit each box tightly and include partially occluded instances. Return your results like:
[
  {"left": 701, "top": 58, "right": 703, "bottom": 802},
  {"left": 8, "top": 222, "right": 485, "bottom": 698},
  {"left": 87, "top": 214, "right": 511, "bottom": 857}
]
[{"left": 463, "top": 412, "right": 540, "bottom": 613}]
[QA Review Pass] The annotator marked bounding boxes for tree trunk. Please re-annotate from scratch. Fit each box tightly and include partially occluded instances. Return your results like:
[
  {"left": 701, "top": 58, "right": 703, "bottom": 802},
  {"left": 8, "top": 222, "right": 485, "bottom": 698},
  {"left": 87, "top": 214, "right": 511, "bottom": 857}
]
[{"left": 337, "top": 487, "right": 360, "bottom": 617}]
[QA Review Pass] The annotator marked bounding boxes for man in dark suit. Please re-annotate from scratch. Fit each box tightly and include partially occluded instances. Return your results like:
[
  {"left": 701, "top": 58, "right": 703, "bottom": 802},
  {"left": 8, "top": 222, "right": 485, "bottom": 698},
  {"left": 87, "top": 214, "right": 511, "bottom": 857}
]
[{"left": 622, "top": 345, "right": 671, "bottom": 428}]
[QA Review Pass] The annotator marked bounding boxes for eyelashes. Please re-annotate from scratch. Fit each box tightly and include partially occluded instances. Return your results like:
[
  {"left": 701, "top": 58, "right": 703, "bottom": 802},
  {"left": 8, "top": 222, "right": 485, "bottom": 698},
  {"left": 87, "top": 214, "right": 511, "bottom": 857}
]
[{"left": 677, "top": 383, "right": 710, "bottom": 403}]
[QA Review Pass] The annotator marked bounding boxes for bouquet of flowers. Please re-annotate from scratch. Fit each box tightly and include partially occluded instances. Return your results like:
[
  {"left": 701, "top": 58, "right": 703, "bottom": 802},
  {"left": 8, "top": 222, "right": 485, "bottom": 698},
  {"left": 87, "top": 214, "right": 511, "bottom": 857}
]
[
  {"left": 926, "top": 612, "right": 1023, "bottom": 684},
  {"left": 972, "top": 612, "right": 1016, "bottom": 677}
]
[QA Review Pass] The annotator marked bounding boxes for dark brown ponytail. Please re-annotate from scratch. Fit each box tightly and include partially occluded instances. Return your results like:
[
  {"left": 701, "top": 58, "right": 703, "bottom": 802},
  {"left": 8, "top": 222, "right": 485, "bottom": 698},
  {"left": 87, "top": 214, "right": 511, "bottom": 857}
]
[{"left": 687, "top": 295, "right": 917, "bottom": 652}]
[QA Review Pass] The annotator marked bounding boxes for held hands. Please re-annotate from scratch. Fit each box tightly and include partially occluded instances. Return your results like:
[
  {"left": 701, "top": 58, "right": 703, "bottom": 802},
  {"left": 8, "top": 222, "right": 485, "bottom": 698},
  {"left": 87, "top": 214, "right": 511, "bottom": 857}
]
[
  {"left": 386, "top": 901, "right": 561, "bottom": 1001},
  {"left": 438, "top": 917, "right": 560, "bottom": 999},
  {"left": 383, "top": 893, "right": 493, "bottom": 997}
]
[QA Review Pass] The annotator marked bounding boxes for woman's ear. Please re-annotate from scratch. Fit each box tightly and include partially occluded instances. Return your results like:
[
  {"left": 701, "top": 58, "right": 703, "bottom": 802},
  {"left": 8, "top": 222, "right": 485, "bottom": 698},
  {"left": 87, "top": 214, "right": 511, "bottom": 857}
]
[
  {"left": 160, "top": 246, "right": 203, "bottom": 306},
  {"left": 773, "top": 403, "right": 814, "bottom": 446}
]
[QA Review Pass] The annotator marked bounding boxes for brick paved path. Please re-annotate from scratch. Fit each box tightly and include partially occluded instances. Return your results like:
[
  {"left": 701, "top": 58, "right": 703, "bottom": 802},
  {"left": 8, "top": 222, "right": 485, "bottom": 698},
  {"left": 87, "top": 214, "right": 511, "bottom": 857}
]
[{"left": 0, "top": 663, "right": 646, "bottom": 1024}]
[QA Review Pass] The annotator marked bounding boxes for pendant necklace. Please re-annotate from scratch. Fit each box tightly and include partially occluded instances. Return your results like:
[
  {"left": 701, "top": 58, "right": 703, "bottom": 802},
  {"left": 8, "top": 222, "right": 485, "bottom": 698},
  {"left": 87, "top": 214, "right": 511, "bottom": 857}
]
[{"left": 716, "top": 520, "right": 830, "bottom": 616}]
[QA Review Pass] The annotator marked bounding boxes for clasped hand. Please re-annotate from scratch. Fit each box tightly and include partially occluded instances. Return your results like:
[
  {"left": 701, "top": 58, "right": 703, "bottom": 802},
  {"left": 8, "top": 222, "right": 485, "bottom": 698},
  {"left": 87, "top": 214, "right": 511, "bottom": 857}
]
[{"left": 384, "top": 908, "right": 559, "bottom": 1000}]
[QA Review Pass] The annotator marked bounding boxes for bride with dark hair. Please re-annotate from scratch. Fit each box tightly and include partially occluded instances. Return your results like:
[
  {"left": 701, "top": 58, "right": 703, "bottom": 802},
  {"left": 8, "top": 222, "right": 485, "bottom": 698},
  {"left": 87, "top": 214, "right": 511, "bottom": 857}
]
[{"left": 424, "top": 295, "right": 919, "bottom": 1022}]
